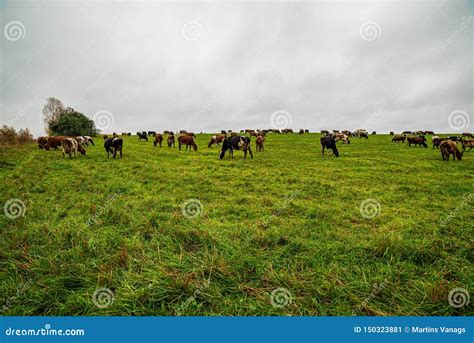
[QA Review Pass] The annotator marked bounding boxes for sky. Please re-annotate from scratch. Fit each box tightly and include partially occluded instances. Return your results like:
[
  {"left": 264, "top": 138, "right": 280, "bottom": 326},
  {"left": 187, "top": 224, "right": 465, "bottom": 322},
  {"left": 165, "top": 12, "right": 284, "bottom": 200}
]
[{"left": 0, "top": 0, "right": 472, "bottom": 136}]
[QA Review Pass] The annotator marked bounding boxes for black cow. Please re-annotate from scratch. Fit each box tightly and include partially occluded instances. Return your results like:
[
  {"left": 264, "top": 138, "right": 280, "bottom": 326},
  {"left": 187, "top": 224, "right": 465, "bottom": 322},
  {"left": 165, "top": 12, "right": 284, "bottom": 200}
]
[
  {"left": 104, "top": 137, "right": 123, "bottom": 159},
  {"left": 320, "top": 135, "right": 339, "bottom": 157},
  {"left": 219, "top": 136, "right": 253, "bottom": 159},
  {"left": 137, "top": 132, "right": 148, "bottom": 141}
]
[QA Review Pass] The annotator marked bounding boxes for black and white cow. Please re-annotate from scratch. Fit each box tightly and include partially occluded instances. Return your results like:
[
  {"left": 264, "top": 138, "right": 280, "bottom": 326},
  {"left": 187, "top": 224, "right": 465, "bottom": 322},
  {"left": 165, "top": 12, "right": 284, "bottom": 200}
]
[
  {"left": 320, "top": 135, "right": 339, "bottom": 157},
  {"left": 104, "top": 137, "right": 123, "bottom": 159},
  {"left": 219, "top": 136, "right": 253, "bottom": 159}
]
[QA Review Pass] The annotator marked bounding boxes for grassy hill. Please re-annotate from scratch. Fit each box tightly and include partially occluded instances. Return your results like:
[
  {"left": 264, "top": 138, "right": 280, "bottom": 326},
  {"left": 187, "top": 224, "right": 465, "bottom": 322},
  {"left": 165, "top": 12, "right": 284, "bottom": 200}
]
[{"left": 0, "top": 133, "right": 472, "bottom": 315}]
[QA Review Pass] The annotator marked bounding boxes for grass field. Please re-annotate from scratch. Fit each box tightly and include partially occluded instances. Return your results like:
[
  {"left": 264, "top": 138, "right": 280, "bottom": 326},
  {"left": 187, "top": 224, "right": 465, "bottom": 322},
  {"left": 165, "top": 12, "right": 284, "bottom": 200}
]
[{"left": 0, "top": 133, "right": 473, "bottom": 316}]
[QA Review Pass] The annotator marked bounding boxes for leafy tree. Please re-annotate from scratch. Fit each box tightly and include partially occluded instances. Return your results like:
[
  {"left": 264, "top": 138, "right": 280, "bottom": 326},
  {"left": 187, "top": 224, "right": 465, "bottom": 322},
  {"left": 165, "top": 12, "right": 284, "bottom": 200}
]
[
  {"left": 49, "top": 110, "right": 99, "bottom": 136},
  {"left": 42, "top": 97, "right": 65, "bottom": 134}
]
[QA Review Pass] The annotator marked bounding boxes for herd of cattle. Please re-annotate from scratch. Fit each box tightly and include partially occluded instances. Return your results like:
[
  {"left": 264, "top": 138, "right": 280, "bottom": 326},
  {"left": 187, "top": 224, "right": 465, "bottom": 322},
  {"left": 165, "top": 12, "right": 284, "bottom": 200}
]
[{"left": 35, "top": 128, "right": 473, "bottom": 161}]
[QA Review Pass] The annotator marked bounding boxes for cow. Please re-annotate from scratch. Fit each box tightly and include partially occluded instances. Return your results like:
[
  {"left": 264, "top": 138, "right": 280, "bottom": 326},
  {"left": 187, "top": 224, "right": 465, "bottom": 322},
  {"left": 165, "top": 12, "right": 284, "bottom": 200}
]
[
  {"left": 37, "top": 136, "right": 49, "bottom": 149},
  {"left": 447, "top": 136, "right": 462, "bottom": 142},
  {"left": 178, "top": 134, "right": 197, "bottom": 151},
  {"left": 320, "top": 135, "right": 339, "bottom": 157},
  {"left": 392, "top": 134, "right": 406, "bottom": 143},
  {"left": 45, "top": 136, "right": 66, "bottom": 150},
  {"left": 256, "top": 135, "right": 265, "bottom": 151},
  {"left": 167, "top": 134, "right": 175, "bottom": 148},
  {"left": 153, "top": 133, "right": 163, "bottom": 147},
  {"left": 424, "top": 131, "right": 435, "bottom": 135},
  {"left": 390, "top": 131, "right": 394, "bottom": 136},
  {"left": 335, "top": 133, "right": 350, "bottom": 144},
  {"left": 440, "top": 140, "right": 463, "bottom": 161},
  {"left": 407, "top": 136, "right": 427, "bottom": 147},
  {"left": 461, "top": 139, "right": 474, "bottom": 152},
  {"left": 321, "top": 130, "right": 329, "bottom": 135},
  {"left": 61, "top": 137, "right": 86, "bottom": 158},
  {"left": 219, "top": 136, "right": 253, "bottom": 159},
  {"left": 221, "top": 130, "right": 227, "bottom": 135},
  {"left": 462, "top": 133, "right": 472, "bottom": 138},
  {"left": 104, "top": 136, "right": 123, "bottom": 159},
  {"left": 371, "top": 131, "right": 376, "bottom": 135},
  {"left": 432, "top": 136, "right": 445, "bottom": 149},
  {"left": 299, "top": 129, "right": 305, "bottom": 135},
  {"left": 137, "top": 132, "right": 148, "bottom": 141},
  {"left": 208, "top": 134, "right": 226, "bottom": 147}
]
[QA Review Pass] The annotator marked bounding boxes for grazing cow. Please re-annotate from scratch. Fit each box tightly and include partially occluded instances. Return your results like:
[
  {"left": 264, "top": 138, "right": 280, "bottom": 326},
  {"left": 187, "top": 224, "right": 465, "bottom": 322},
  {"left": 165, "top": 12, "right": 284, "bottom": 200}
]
[
  {"left": 402, "top": 131, "right": 412, "bottom": 135},
  {"left": 148, "top": 131, "right": 156, "bottom": 136},
  {"left": 461, "top": 139, "right": 474, "bottom": 152},
  {"left": 424, "top": 131, "right": 435, "bottom": 135},
  {"left": 392, "top": 134, "right": 406, "bottom": 143},
  {"left": 61, "top": 137, "right": 86, "bottom": 158},
  {"left": 462, "top": 132, "right": 472, "bottom": 138},
  {"left": 305, "top": 129, "right": 309, "bottom": 133},
  {"left": 390, "top": 131, "right": 394, "bottom": 135},
  {"left": 37, "top": 136, "right": 49, "bottom": 149},
  {"left": 440, "top": 140, "right": 463, "bottom": 161},
  {"left": 359, "top": 132, "right": 369, "bottom": 139},
  {"left": 256, "top": 135, "right": 265, "bottom": 151},
  {"left": 45, "top": 136, "right": 66, "bottom": 150},
  {"left": 83, "top": 136, "right": 94, "bottom": 146},
  {"left": 167, "top": 134, "right": 175, "bottom": 148},
  {"left": 299, "top": 129, "right": 305, "bottom": 135},
  {"left": 208, "top": 134, "right": 226, "bottom": 147},
  {"left": 407, "top": 136, "right": 427, "bottom": 147},
  {"left": 137, "top": 132, "right": 148, "bottom": 141},
  {"left": 320, "top": 135, "right": 339, "bottom": 157},
  {"left": 104, "top": 137, "right": 123, "bottom": 159},
  {"left": 432, "top": 136, "right": 445, "bottom": 149},
  {"left": 447, "top": 136, "right": 462, "bottom": 142},
  {"left": 335, "top": 133, "right": 350, "bottom": 144},
  {"left": 371, "top": 131, "right": 376, "bottom": 135},
  {"left": 153, "top": 133, "right": 163, "bottom": 147},
  {"left": 178, "top": 134, "right": 198, "bottom": 151},
  {"left": 219, "top": 136, "right": 253, "bottom": 159}
]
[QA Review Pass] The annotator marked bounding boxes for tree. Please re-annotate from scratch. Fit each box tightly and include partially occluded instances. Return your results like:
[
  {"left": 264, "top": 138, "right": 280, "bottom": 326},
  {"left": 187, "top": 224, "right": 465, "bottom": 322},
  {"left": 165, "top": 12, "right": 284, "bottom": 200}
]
[
  {"left": 42, "top": 97, "right": 65, "bottom": 134},
  {"left": 49, "top": 110, "right": 99, "bottom": 136}
]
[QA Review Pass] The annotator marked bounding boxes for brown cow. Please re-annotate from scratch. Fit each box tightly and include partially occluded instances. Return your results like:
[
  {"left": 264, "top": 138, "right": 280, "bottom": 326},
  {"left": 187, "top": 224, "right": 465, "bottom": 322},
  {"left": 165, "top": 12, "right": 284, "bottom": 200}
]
[
  {"left": 392, "top": 135, "right": 405, "bottom": 143},
  {"left": 178, "top": 134, "right": 197, "bottom": 151},
  {"left": 45, "top": 136, "right": 67, "bottom": 150},
  {"left": 37, "top": 136, "right": 49, "bottom": 149},
  {"left": 432, "top": 136, "right": 445, "bottom": 149},
  {"left": 407, "top": 136, "right": 427, "bottom": 147},
  {"left": 256, "top": 135, "right": 265, "bottom": 151},
  {"left": 461, "top": 139, "right": 474, "bottom": 152},
  {"left": 167, "top": 134, "right": 175, "bottom": 148},
  {"left": 440, "top": 140, "right": 463, "bottom": 161},
  {"left": 153, "top": 133, "right": 163, "bottom": 147},
  {"left": 208, "top": 134, "right": 226, "bottom": 147},
  {"left": 61, "top": 138, "right": 86, "bottom": 158}
]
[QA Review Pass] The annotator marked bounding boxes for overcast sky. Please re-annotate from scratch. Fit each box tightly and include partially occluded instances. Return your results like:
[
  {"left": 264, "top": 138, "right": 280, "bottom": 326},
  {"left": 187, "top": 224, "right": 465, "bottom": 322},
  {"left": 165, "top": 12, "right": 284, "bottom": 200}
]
[{"left": 1, "top": 0, "right": 472, "bottom": 136}]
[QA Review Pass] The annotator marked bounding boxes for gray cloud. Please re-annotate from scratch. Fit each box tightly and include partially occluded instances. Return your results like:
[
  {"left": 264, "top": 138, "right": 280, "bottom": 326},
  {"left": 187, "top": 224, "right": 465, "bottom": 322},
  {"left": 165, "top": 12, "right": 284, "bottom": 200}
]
[{"left": 1, "top": 0, "right": 472, "bottom": 136}]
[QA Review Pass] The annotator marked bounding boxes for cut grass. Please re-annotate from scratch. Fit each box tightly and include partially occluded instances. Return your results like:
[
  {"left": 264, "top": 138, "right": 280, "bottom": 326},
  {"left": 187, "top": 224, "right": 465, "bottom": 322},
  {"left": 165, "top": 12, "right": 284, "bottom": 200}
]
[{"left": 0, "top": 133, "right": 473, "bottom": 316}]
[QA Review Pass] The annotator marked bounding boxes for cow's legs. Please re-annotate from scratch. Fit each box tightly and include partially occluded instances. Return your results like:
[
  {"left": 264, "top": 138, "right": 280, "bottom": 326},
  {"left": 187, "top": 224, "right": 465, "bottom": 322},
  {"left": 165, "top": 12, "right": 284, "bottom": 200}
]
[{"left": 248, "top": 146, "right": 253, "bottom": 159}]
